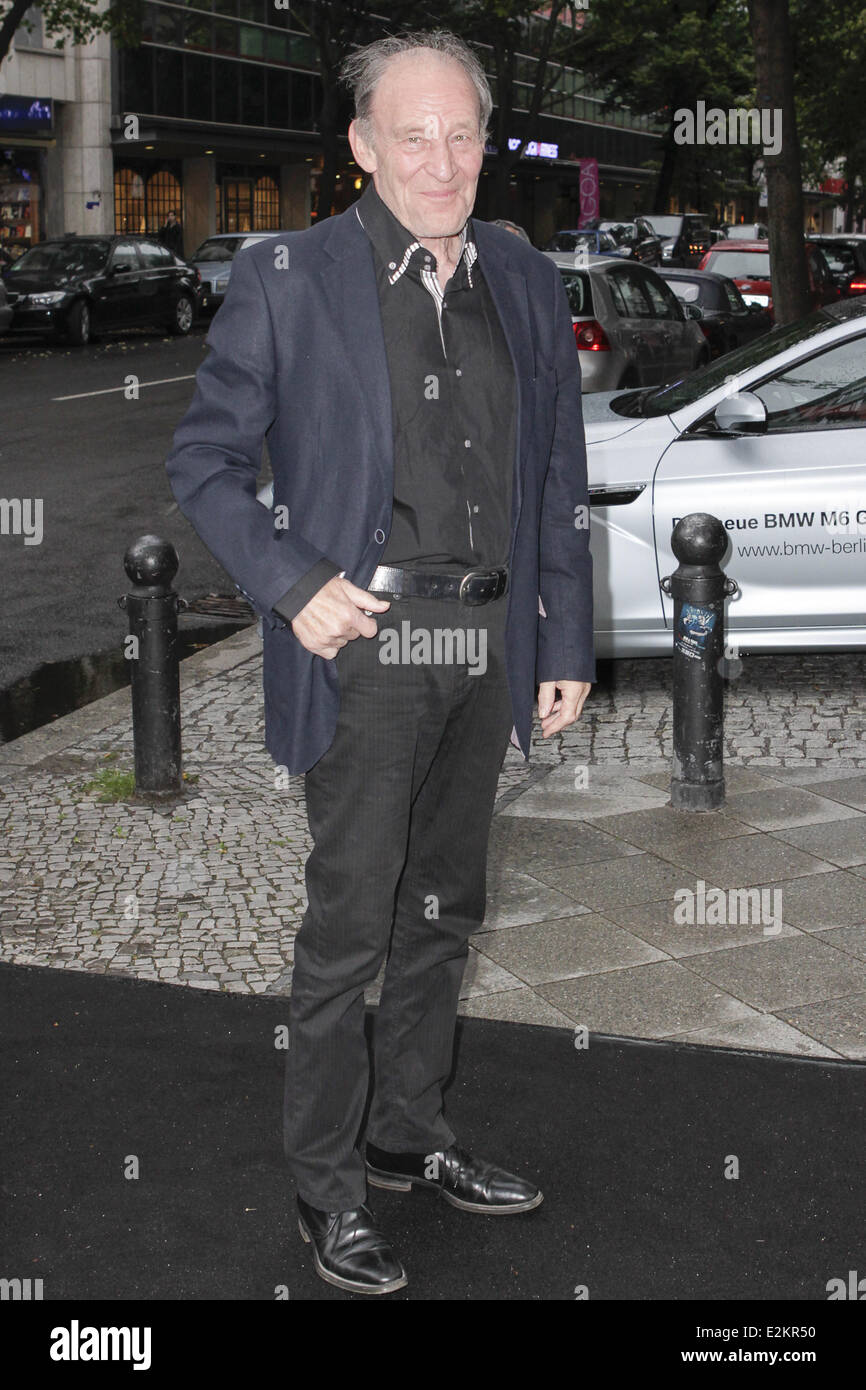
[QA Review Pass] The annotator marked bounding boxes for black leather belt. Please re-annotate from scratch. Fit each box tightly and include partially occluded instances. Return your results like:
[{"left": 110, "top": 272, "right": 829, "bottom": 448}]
[{"left": 367, "top": 565, "right": 509, "bottom": 606}]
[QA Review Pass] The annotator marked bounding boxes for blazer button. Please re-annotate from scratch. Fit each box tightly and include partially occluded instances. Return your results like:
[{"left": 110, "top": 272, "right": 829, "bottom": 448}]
[{"left": 374, "top": 528, "right": 386, "bottom": 544}]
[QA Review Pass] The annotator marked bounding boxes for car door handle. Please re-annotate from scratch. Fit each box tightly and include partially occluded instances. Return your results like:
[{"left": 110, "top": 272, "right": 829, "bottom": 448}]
[{"left": 589, "top": 483, "right": 647, "bottom": 506}]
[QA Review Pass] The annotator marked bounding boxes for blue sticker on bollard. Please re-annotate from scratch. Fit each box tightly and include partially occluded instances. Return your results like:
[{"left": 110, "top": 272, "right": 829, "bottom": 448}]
[{"left": 676, "top": 603, "right": 717, "bottom": 658}]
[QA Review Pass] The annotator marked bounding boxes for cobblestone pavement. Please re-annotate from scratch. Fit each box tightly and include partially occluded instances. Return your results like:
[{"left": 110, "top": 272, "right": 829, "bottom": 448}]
[{"left": 1, "top": 632, "right": 864, "bottom": 1056}]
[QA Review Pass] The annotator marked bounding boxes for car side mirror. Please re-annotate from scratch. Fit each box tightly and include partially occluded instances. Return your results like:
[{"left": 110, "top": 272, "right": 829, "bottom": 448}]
[
  {"left": 685, "top": 303, "right": 703, "bottom": 320},
  {"left": 714, "top": 391, "right": 767, "bottom": 433}
]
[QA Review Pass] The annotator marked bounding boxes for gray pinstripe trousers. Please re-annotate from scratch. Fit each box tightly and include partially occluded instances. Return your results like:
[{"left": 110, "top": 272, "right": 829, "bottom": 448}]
[{"left": 283, "top": 591, "right": 513, "bottom": 1210}]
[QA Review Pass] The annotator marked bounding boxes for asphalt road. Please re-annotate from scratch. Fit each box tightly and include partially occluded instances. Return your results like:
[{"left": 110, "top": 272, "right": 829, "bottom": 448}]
[{"left": 0, "top": 322, "right": 257, "bottom": 693}]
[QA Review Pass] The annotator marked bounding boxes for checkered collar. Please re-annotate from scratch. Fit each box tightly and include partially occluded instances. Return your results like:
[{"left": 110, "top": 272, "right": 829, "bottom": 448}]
[{"left": 354, "top": 179, "right": 477, "bottom": 288}]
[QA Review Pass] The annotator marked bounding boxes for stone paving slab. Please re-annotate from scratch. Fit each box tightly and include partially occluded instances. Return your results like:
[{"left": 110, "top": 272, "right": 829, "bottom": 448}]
[{"left": 0, "top": 635, "right": 864, "bottom": 1057}]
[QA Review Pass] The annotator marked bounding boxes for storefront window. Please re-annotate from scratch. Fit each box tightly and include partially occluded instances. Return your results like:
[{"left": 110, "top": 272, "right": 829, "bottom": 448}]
[
  {"left": 0, "top": 153, "right": 41, "bottom": 254},
  {"left": 223, "top": 178, "right": 253, "bottom": 232},
  {"left": 114, "top": 167, "right": 147, "bottom": 234},
  {"left": 146, "top": 169, "right": 183, "bottom": 232},
  {"left": 254, "top": 175, "right": 278, "bottom": 229}
]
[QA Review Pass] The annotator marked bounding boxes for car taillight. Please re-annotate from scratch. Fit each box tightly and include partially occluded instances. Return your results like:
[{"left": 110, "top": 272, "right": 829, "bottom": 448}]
[
  {"left": 573, "top": 319, "right": 611, "bottom": 351},
  {"left": 848, "top": 279, "right": 866, "bottom": 294}
]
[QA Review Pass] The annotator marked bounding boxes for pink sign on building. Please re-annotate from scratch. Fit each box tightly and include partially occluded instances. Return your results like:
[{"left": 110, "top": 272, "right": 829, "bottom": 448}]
[{"left": 577, "top": 158, "right": 600, "bottom": 228}]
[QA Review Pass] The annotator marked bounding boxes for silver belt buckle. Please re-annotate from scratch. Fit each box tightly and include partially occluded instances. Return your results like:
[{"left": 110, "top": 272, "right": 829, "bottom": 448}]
[{"left": 458, "top": 568, "right": 495, "bottom": 605}]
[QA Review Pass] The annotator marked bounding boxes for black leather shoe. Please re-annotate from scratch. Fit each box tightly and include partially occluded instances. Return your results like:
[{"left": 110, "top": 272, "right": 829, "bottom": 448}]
[
  {"left": 366, "top": 1141, "right": 543, "bottom": 1214},
  {"left": 297, "top": 1196, "right": 407, "bottom": 1294}
]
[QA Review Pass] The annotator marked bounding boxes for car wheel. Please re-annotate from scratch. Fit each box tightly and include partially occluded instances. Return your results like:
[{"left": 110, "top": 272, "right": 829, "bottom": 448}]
[
  {"left": 64, "top": 299, "right": 91, "bottom": 346},
  {"left": 167, "top": 294, "right": 194, "bottom": 335}
]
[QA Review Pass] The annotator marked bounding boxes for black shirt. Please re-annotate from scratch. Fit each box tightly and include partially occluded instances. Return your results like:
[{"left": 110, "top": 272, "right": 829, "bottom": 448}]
[{"left": 272, "top": 180, "right": 517, "bottom": 621}]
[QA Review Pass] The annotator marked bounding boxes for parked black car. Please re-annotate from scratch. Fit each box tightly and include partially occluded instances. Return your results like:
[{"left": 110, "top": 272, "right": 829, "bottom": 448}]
[
  {"left": 658, "top": 267, "right": 772, "bottom": 359},
  {"left": 806, "top": 235, "right": 866, "bottom": 298},
  {"left": 645, "top": 214, "right": 713, "bottom": 267},
  {"left": 597, "top": 217, "right": 663, "bottom": 265},
  {"left": 1, "top": 234, "right": 202, "bottom": 345}
]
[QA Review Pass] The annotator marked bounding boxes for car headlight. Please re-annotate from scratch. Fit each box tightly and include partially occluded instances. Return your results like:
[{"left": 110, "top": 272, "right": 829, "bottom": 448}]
[
  {"left": 29, "top": 291, "right": 67, "bottom": 305},
  {"left": 662, "top": 243, "right": 674, "bottom": 259}
]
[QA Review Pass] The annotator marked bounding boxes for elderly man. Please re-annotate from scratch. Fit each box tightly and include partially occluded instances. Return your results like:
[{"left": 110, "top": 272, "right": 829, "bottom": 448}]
[{"left": 166, "top": 29, "right": 593, "bottom": 1295}]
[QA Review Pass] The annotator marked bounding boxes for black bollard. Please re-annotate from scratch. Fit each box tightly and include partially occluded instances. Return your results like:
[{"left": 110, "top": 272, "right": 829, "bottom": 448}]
[
  {"left": 119, "top": 536, "right": 182, "bottom": 797},
  {"left": 660, "top": 514, "right": 739, "bottom": 811}
]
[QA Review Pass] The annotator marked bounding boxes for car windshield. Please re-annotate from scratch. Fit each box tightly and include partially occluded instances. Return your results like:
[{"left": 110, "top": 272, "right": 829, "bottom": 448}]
[
  {"left": 558, "top": 268, "right": 593, "bottom": 316},
  {"left": 7, "top": 240, "right": 110, "bottom": 275},
  {"left": 668, "top": 279, "right": 702, "bottom": 304},
  {"left": 192, "top": 237, "right": 246, "bottom": 261},
  {"left": 646, "top": 216, "right": 682, "bottom": 237},
  {"left": 610, "top": 305, "right": 849, "bottom": 417},
  {"left": 814, "top": 243, "right": 856, "bottom": 274},
  {"left": 548, "top": 230, "right": 615, "bottom": 253},
  {"left": 705, "top": 250, "right": 771, "bottom": 278}
]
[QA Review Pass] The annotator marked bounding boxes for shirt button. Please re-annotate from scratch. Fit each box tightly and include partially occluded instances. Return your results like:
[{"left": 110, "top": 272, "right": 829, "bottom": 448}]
[
  {"left": 455, "top": 368, "right": 462, "bottom": 377},
  {"left": 473, "top": 505, "right": 480, "bottom": 513},
  {"left": 374, "top": 528, "right": 386, "bottom": 544},
  {"left": 388, "top": 261, "right": 396, "bottom": 270},
  {"left": 464, "top": 439, "right": 471, "bottom": 448}
]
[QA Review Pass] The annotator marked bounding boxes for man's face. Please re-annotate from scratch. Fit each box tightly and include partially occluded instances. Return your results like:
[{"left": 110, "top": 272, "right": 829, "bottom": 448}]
[{"left": 348, "top": 51, "right": 485, "bottom": 241}]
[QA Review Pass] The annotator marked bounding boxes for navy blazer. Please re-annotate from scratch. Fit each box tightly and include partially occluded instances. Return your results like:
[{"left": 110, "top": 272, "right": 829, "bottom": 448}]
[{"left": 165, "top": 205, "right": 595, "bottom": 774}]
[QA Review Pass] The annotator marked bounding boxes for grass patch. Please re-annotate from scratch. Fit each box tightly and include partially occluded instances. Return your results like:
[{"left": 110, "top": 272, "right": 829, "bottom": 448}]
[{"left": 81, "top": 767, "right": 137, "bottom": 802}]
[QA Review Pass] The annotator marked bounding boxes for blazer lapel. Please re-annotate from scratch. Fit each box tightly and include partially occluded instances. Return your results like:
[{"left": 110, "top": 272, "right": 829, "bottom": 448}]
[
  {"left": 471, "top": 222, "right": 537, "bottom": 526},
  {"left": 319, "top": 210, "right": 394, "bottom": 496}
]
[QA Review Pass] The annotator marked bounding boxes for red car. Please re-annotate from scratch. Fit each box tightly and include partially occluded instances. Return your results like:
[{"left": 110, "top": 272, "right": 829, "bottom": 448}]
[{"left": 697, "top": 239, "right": 838, "bottom": 321}]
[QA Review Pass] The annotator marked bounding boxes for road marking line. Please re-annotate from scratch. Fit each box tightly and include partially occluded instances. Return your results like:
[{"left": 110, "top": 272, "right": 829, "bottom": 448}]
[{"left": 52, "top": 373, "right": 196, "bottom": 401}]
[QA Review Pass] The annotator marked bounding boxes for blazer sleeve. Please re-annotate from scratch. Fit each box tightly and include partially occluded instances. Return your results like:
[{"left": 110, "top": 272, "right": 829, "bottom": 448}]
[
  {"left": 164, "top": 248, "right": 341, "bottom": 631},
  {"left": 535, "top": 261, "right": 596, "bottom": 685}
]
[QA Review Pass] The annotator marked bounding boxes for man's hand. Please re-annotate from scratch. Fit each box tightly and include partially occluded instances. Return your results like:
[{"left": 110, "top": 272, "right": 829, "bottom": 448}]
[
  {"left": 537, "top": 679, "right": 591, "bottom": 737},
  {"left": 291, "top": 575, "right": 390, "bottom": 658}
]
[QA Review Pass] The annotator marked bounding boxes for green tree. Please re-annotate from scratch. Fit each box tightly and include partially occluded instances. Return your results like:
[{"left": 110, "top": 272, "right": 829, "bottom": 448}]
[
  {"left": 0, "top": 0, "right": 141, "bottom": 68},
  {"left": 451, "top": 2, "right": 589, "bottom": 219},
  {"left": 287, "top": 0, "right": 445, "bottom": 221},
  {"left": 793, "top": 0, "right": 866, "bottom": 230},
  {"left": 577, "top": 0, "right": 753, "bottom": 213},
  {"left": 749, "top": 0, "right": 810, "bottom": 322}
]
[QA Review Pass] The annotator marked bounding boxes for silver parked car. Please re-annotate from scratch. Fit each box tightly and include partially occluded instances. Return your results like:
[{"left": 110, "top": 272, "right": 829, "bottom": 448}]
[
  {"left": 190, "top": 232, "right": 283, "bottom": 312},
  {"left": 724, "top": 222, "right": 769, "bottom": 241},
  {"left": 582, "top": 298, "right": 866, "bottom": 656},
  {"left": 545, "top": 252, "right": 709, "bottom": 391}
]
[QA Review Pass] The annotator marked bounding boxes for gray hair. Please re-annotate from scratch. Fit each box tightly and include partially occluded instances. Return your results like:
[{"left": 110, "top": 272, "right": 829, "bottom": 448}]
[{"left": 340, "top": 30, "right": 493, "bottom": 146}]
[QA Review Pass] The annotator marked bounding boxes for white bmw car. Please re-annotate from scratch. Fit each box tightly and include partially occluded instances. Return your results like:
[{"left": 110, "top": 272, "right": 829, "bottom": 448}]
[
  {"left": 585, "top": 298, "right": 866, "bottom": 657},
  {"left": 255, "top": 299, "right": 866, "bottom": 659}
]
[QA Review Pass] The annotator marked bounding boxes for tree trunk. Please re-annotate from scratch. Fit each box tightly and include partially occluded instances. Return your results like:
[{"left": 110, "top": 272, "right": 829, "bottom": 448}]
[
  {"left": 653, "top": 123, "right": 678, "bottom": 215},
  {"left": 748, "top": 0, "right": 811, "bottom": 323}
]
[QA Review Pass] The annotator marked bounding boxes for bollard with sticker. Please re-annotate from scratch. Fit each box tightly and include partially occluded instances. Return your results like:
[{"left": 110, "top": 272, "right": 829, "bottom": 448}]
[{"left": 661, "top": 514, "right": 739, "bottom": 810}]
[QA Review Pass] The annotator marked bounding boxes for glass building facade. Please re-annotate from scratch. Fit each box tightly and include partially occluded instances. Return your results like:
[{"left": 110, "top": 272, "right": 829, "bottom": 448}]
[{"left": 110, "top": 1, "right": 664, "bottom": 248}]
